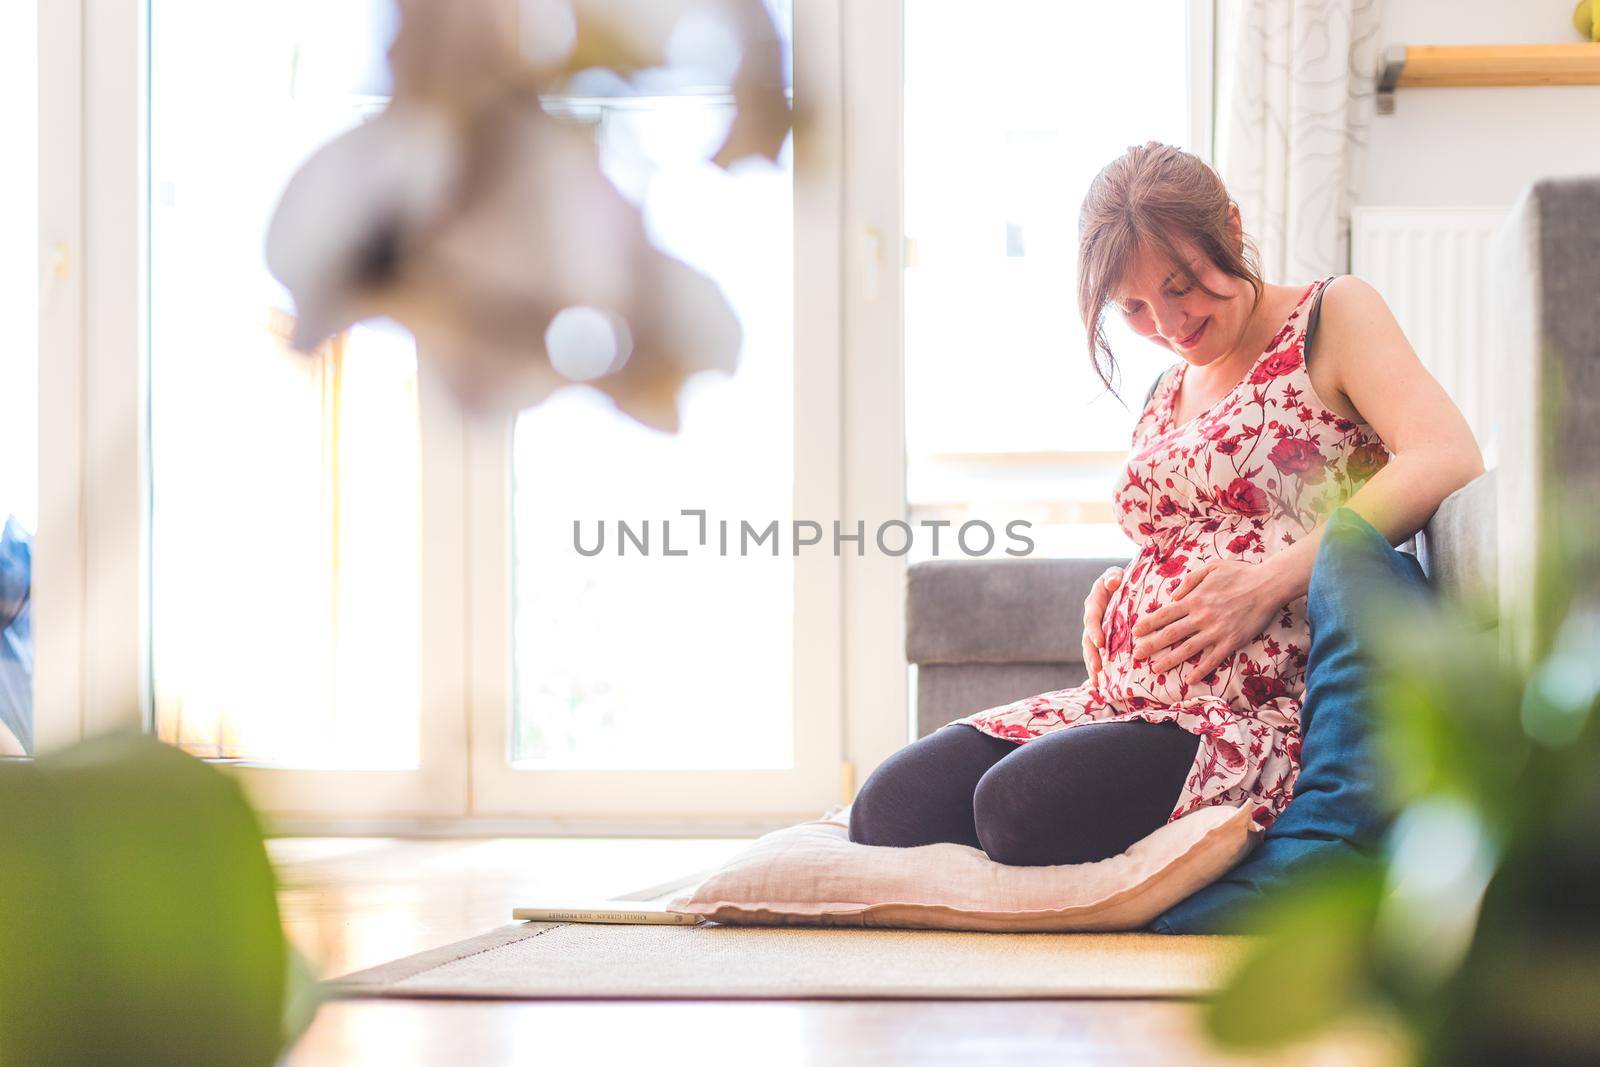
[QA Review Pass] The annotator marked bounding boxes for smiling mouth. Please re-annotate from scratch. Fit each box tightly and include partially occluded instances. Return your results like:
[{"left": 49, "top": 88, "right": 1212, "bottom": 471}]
[{"left": 1175, "top": 321, "right": 1208, "bottom": 349}]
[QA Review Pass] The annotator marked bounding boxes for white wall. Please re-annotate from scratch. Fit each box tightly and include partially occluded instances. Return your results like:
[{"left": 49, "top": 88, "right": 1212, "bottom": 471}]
[{"left": 1362, "top": 0, "right": 1600, "bottom": 207}]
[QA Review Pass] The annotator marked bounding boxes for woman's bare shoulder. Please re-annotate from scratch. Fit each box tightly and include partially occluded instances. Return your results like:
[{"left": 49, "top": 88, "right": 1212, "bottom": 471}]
[
  {"left": 1306, "top": 275, "right": 1399, "bottom": 422},
  {"left": 1324, "top": 274, "right": 1415, "bottom": 328},
  {"left": 1313, "top": 273, "right": 1486, "bottom": 483}
]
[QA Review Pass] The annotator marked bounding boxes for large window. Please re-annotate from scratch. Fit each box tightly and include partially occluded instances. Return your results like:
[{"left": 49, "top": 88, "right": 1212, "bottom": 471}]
[
  {"left": 139, "top": 0, "right": 840, "bottom": 821},
  {"left": 511, "top": 97, "right": 795, "bottom": 773},
  {"left": 149, "top": 0, "right": 422, "bottom": 771},
  {"left": 903, "top": 0, "right": 1207, "bottom": 561},
  {"left": 465, "top": 0, "right": 848, "bottom": 820}
]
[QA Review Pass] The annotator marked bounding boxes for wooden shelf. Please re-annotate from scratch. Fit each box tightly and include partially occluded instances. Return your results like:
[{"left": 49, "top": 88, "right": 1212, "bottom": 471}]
[{"left": 1378, "top": 43, "right": 1600, "bottom": 113}]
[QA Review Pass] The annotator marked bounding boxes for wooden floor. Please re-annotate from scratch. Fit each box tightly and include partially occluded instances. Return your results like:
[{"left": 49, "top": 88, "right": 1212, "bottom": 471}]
[{"left": 272, "top": 837, "right": 1401, "bottom": 1066}]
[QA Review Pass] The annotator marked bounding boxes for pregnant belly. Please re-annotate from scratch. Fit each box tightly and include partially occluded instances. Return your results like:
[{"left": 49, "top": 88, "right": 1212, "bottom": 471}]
[{"left": 1096, "top": 552, "right": 1304, "bottom": 719}]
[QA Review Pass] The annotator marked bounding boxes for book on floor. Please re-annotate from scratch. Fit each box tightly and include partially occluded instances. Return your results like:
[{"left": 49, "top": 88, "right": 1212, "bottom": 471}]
[{"left": 511, "top": 900, "right": 705, "bottom": 925}]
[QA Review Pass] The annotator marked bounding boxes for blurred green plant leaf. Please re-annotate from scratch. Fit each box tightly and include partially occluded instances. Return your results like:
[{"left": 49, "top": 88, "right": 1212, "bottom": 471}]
[
  {"left": 1373, "top": 796, "right": 1498, "bottom": 992},
  {"left": 283, "top": 943, "right": 325, "bottom": 1051},
  {"left": 0, "top": 732, "right": 297, "bottom": 1066},
  {"left": 1365, "top": 597, "right": 1526, "bottom": 830},
  {"left": 1205, "top": 859, "right": 1385, "bottom": 1050},
  {"left": 1518, "top": 606, "right": 1600, "bottom": 750},
  {"left": 1453, "top": 927, "right": 1600, "bottom": 1061}
]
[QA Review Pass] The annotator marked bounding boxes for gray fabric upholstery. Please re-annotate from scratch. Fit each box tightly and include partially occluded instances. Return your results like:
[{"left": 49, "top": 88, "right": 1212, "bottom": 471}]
[
  {"left": 1493, "top": 176, "right": 1600, "bottom": 666},
  {"left": 1415, "top": 468, "right": 1498, "bottom": 627},
  {"left": 906, "top": 558, "right": 1121, "bottom": 739},
  {"left": 905, "top": 557, "right": 1126, "bottom": 666}
]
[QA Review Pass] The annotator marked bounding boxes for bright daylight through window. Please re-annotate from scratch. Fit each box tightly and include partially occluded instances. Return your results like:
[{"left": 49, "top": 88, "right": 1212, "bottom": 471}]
[
  {"left": 149, "top": 0, "right": 422, "bottom": 770},
  {"left": 904, "top": 0, "right": 1195, "bottom": 561},
  {"left": 511, "top": 2, "right": 796, "bottom": 771}
]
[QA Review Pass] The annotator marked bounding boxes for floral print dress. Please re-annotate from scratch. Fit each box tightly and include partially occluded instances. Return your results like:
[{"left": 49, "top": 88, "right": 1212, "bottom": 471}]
[{"left": 943, "top": 276, "right": 1392, "bottom": 827}]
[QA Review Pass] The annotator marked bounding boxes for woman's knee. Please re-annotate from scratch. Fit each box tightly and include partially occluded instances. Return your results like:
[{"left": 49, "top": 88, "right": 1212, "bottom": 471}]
[
  {"left": 974, "top": 762, "right": 1127, "bottom": 866},
  {"left": 972, "top": 723, "right": 1200, "bottom": 866},
  {"left": 971, "top": 760, "right": 1078, "bottom": 866},
  {"left": 846, "top": 762, "right": 898, "bottom": 845},
  {"left": 848, "top": 725, "right": 1008, "bottom": 849}
]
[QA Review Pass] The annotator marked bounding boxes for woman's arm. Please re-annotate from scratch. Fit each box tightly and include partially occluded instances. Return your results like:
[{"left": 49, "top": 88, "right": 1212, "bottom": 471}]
[{"left": 1257, "top": 276, "right": 1487, "bottom": 604}]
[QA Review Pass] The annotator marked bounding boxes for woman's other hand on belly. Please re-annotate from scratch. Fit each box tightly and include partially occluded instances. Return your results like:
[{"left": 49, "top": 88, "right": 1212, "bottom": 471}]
[
  {"left": 1130, "top": 557, "right": 1285, "bottom": 687},
  {"left": 1081, "top": 565, "right": 1124, "bottom": 689}
]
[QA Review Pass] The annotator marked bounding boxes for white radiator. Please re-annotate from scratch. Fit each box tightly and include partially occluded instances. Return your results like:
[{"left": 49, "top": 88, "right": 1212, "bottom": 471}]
[{"left": 1350, "top": 206, "right": 1508, "bottom": 468}]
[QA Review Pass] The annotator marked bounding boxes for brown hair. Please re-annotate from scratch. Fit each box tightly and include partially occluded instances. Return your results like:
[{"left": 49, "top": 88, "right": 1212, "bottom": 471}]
[{"left": 1077, "top": 142, "right": 1264, "bottom": 396}]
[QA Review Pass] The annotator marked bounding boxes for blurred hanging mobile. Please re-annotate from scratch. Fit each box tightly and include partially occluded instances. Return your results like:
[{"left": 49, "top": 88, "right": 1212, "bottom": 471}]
[{"left": 265, "top": 0, "right": 793, "bottom": 433}]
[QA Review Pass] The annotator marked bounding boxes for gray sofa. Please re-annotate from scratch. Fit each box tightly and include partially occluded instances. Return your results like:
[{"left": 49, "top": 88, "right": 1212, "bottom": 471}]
[{"left": 908, "top": 175, "right": 1600, "bottom": 737}]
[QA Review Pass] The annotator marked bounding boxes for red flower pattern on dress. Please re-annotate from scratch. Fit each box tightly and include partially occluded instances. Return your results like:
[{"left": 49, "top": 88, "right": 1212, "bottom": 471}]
[
  {"left": 1155, "top": 554, "right": 1189, "bottom": 578},
  {"left": 1226, "top": 530, "right": 1260, "bottom": 554},
  {"left": 1242, "top": 673, "right": 1290, "bottom": 708},
  {"left": 1249, "top": 346, "right": 1303, "bottom": 383},
  {"left": 1217, "top": 477, "right": 1270, "bottom": 516},
  {"left": 1347, "top": 441, "right": 1388, "bottom": 484},
  {"left": 1104, "top": 608, "right": 1134, "bottom": 657},
  {"left": 1268, "top": 436, "right": 1328, "bottom": 485},
  {"left": 944, "top": 276, "right": 1393, "bottom": 828}
]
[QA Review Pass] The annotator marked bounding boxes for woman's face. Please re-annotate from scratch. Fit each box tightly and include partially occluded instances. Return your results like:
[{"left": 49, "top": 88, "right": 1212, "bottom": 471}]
[{"left": 1110, "top": 239, "right": 1252, "bottom": 370}]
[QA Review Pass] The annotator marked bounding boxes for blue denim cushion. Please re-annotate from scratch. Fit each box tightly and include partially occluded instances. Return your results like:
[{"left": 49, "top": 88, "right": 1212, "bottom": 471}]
[{"left": 1151, "top": 507, "right": 1434, "bottom": 934}]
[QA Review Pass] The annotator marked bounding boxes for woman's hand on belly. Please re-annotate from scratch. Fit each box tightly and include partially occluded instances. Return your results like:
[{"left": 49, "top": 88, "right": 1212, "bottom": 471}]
[
  {"left": 1095, "top": 573, "right": 1165, "bottom": 697},
  {"left": 1097, "top": 601, "right": 1227, "bottom": 706},
  {"left": 1128, "top": 557, "right": 1284, "bottom": 687},
  {"left": 1080, "top": 565, "right": 1124, "bottom": 688},
  {"left": 1094, "top": 556, "right": 1237, "bottom": 706}
]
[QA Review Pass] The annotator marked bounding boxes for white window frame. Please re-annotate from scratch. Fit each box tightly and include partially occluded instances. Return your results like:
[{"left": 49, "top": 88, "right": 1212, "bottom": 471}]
[
  {"left": 836, "top": 0, "right": 909, "bottom": 802},
  {"left": 38, "top": 0, "right": 1214, "bottom": 831},
  {"left": 33, "top": 0, "right": 88, "bottom": 755}
]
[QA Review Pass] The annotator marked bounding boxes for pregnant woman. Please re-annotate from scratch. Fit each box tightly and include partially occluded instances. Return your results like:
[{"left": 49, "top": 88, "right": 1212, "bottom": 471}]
[{"left": 849, "top": 142, "right": 1485, "bottom": 866}]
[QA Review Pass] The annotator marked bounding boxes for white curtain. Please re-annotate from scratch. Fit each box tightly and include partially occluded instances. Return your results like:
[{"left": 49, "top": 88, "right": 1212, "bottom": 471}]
[{"left": 1218, "top": 0, "right": 1384, "bottom": 284}]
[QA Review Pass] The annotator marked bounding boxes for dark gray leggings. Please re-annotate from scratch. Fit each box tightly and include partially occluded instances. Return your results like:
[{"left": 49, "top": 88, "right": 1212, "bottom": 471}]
[{"left": 847, "top": 721, "right": 1201, "bottom": 866}]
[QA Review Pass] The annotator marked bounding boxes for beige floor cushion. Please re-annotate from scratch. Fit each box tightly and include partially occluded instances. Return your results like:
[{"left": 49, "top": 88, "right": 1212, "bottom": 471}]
[{"left": 668, "top": 803, "right": 1258, "bottom": 932}]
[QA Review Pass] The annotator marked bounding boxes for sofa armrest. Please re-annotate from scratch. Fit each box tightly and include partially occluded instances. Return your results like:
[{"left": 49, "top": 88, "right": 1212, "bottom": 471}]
[
  {"left": 1493, "top": 176, "right": 1600, "bottom": 666},
  {"left": 905, "top": 556, "right": 1129, "bottom": 738},
  {"left": 1416, "top": 468, "right": 1498, "bottom": 627},
  {"left": 905, "top": 556, "right": 1130, "bottom": 667}
]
